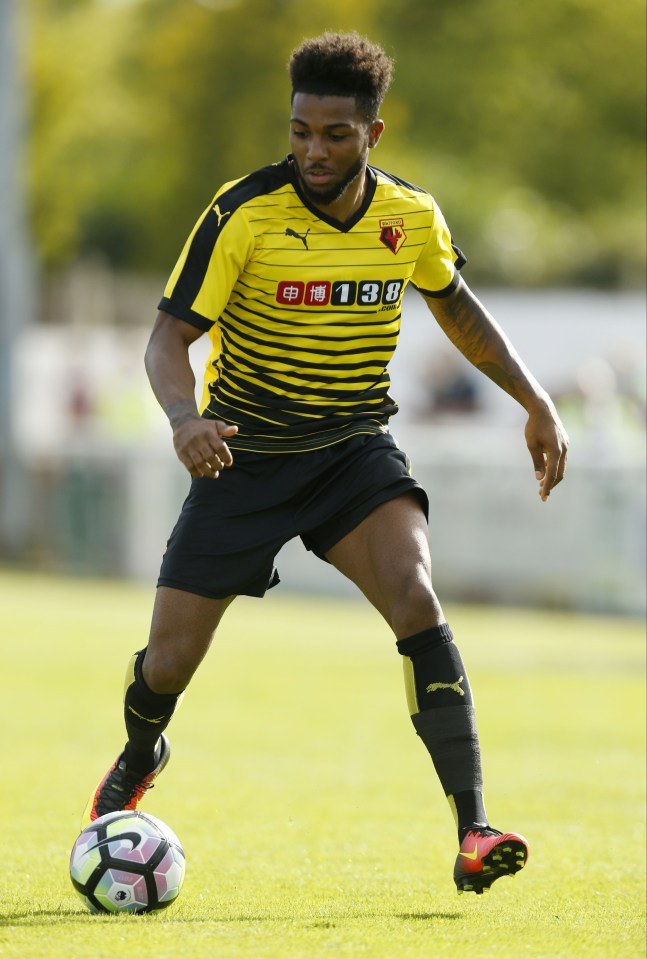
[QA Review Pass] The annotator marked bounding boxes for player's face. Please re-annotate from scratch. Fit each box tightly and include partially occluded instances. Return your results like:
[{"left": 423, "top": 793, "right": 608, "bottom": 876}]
[{"left": 289, "top": 93, "right": 384, "bottom": 218}]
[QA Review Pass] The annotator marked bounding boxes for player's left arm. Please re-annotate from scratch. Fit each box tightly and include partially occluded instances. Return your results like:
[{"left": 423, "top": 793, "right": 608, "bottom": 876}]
[{"left": 423, "top": 277, "right": 569, "bottom": 501}]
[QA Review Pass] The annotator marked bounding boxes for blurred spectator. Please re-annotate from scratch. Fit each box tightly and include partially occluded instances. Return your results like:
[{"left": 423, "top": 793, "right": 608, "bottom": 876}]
[
  {"left": 415, "top": 349, "right": 484, "bottom": 420},
  {"left": 554, "top": 350, "right": 646, "bottom": 461}
]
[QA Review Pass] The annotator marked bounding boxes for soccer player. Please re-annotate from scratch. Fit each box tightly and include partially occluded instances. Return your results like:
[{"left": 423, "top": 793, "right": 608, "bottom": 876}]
[{"left": 85, "top": 32, "right": 568, "bottom": 895}]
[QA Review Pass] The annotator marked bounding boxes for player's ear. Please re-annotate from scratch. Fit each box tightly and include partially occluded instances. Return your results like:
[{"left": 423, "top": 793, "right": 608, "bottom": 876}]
[{"left": 368, "top": 119, "right": 385, "bottom": 149}]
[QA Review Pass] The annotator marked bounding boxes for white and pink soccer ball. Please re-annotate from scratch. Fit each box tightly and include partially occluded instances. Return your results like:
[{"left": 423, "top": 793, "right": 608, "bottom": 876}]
[{"left": 70, "top": 811, "right": 186, "bottom": 914}]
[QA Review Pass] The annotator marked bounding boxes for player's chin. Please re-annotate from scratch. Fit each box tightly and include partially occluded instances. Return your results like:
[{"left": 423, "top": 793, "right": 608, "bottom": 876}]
[
  {"left": 310, "top": 185, "right": 344, "bottom": 207},
  {"left": 305, "top": 179, "right": 334, "bottom": 196}
]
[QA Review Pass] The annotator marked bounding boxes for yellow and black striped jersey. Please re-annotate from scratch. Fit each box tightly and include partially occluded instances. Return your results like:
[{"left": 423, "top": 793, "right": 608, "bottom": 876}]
[{"left": 159, "top": 155, "right": 465, "bottom": 452}]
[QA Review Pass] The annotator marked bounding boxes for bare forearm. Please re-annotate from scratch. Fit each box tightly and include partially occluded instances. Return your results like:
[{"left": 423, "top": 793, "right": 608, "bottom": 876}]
[
  {"left": 426, "top": 278, "right": 569, "bottom": 500},
  {"left": 144, "top": 310, "right": 237, "bottom": 478},
  {"left": 427, "top": 280, "right": 550, "bottom": 412},
  {"left": 144, "top": 315, "right": 201, "bottom": 429}
]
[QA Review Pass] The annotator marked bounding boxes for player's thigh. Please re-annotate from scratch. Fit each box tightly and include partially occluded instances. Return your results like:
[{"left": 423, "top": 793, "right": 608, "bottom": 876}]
[
  {"left": 145, "top": 586, "right": 235, "bottom": 690},
  {"left": 325, "top": 492, "right": 442, "bottom": 630}
]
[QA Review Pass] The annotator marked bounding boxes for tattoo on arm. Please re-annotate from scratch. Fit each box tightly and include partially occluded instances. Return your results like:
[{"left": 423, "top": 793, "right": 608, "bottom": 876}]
[
  {"left": 439, "top": 292, "right": 492, "bottom": 360},
  {"left": 476, "top": 361, "right": 520, "bottom": 396},
  {"left": 432, "top": 288, "right": 535, "bottom": 404},
  {"left": 166, "top": 399, "right": 200, "bottom": 430}
]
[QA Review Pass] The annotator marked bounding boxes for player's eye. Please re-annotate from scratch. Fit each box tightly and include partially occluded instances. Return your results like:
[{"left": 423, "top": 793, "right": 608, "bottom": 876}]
[
  {"left": 291, "top": 128, "right": 308, "bottom": 138},
  {"left": 329, "top": 134, "right": 347, "bottom": 142}
]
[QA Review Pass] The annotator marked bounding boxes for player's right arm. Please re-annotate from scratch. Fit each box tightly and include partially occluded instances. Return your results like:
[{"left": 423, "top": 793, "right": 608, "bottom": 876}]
[{"left": 144, "top": 310, "right": 237, "bottom": 479}]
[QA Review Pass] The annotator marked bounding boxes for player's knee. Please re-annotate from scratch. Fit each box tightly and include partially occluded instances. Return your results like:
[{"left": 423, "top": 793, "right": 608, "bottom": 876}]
[
  {"left": 142, "top": 645, "right": 197, "bottom": 694},
  {"left": 389, "top": 571, "right": 443, "bottom": 637}
]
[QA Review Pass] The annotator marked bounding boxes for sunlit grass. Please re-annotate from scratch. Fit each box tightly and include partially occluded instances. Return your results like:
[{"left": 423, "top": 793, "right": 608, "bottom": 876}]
[{"left": 1, "top": 571, "right": 645, "bottom": 958}]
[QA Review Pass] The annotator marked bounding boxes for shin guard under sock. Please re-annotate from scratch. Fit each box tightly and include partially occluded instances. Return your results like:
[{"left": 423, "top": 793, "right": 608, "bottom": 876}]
[
  {"left": 123, "top": 649, "right": 183, "bottom": 772},
  {"left": 396, "top": 624, "right": 487, "bottom": 834}
]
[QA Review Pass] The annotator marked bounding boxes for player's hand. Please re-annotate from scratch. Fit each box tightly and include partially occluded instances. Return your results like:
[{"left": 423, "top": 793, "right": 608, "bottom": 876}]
[
  {"left": 524, "top": 402, "right": 569, "bottom": 502},
  {"left": 172, "top": 416, "right": 238, "bottom": 478}
]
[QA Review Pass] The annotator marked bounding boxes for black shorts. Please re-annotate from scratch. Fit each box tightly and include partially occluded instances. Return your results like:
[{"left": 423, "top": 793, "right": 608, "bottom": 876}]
[{"left": 158, "top": 430, "right": 428, "bottom": 599}]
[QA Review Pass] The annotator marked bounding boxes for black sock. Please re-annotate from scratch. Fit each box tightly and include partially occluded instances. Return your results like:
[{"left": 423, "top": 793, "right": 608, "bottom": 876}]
[
  {"left": 452, "top": 790, "right": 488, "bottom": 839},
  {"left": 397, "top": 624, "right": 488, "bottom": 837},
  {"left": 122, "top": 649, "right": 183, "bottom": 772}
]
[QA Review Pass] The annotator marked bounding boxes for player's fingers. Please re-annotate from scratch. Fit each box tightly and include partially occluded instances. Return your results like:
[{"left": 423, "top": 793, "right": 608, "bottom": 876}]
[
  {"left": 553, "top": 445, "right": 568, "bottom": 488},
  {"left": 541, "top": 431, "right": 569, "bottom": 498},
  {"left": 541, "top": 452, "right": 560, "bottom": 499},
  {"left": 201, "top": 446, "right": 224, "bottom": 470},
  {"left": 209, "top": 422, "right": 237, "bottom": 466},
  {"left": 189, "top": 464, "right": 220, "bottom": 479},
  {"left": 540, "top": 438, "right": 570, "bottom": 499},
  {"left": 207, "top": 436, "right": 233, "bottom": 468},
  {"left": 208, "top": 444, "right": 232, "bottom": 468},
  {"left": 200, "top": 458, "right": 224, "bottom": 479},
  {"left": 213, "top": 420, "right": 238, "bottom": 437},
  {"left": 559, "top": 435, "right": 569, "bottom": 477},
  {"left": 187, "top": 447, "right": 223, "bottom": 479},
  {"left": 528, "top": 443, "right": 546, "bottom": 480}
]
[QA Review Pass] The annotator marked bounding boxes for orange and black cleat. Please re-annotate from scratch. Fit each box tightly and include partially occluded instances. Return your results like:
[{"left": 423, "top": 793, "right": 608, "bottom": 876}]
[
  {"left": 82, "top": 734, "right": 171, "bottom": 827},
  {"left": 454, "top": 827, "right": 529, "bottom": 894}
]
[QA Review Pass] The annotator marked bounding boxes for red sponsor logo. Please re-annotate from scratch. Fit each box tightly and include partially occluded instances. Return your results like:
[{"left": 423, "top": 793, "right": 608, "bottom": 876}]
[
  {"left": 276, "top": 280, "right": 332, "bottom": 306},
  {"left": 276, "top": 281, "right": 305, "bottom": 305},
  {"left": 304, "top": 281, "right": 331, "bottom": 306}
]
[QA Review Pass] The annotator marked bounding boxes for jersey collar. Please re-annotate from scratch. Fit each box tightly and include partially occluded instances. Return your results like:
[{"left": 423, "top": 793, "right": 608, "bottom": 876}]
[{"left": 286, "top": 154, "right": 377, "bottom": 233}]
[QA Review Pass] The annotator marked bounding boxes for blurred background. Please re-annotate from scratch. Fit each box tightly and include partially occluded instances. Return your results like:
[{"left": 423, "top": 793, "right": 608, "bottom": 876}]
[{"left": 1, "top": 0, "right": 645, "bottom": 616}]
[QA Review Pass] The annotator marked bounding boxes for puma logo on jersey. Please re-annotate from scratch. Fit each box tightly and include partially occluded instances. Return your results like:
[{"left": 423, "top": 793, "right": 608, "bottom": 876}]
[
  {"left": 213, "top": 204, "right": 231, "bottom": 227},
  {"left": 426, "top": 675, "right": 465, "bottom": 697},
  {"left": 285, "top": 227, "right": 310, "bottom": 250}
]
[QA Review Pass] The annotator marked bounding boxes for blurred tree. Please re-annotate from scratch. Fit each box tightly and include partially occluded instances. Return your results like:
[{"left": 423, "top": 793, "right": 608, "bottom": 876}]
[
  {"left": 376, "top": 0, "right": 646, "bottom": 286},
  {"left": 28, "top": 0, "right": 646, "bottom": 286}
]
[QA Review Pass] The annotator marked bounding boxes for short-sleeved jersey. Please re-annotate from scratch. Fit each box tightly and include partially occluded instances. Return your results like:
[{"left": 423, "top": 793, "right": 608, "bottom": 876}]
[{"left": 159, "top": 155, "right": 465, "bottom": 453}]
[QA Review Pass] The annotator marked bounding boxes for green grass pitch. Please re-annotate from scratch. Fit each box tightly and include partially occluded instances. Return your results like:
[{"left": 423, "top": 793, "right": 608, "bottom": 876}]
[{"left": 1, "top": 570, "right": 645, "bottom": 958}]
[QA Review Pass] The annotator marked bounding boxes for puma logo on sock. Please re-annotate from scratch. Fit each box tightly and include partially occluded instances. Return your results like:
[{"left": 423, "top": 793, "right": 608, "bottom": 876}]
[{"left": 426, "top": 675, "right": 465, "bottom": 697}]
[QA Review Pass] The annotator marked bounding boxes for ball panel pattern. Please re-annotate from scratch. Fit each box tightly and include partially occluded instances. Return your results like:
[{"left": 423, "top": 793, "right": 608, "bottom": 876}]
[{"left": 70, "top": 811, "right": 186, "bottom": 914}]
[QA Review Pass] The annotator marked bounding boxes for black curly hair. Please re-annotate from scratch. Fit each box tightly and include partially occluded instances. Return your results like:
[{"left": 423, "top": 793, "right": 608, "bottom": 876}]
[{"left": 288, "top": 31, "right": 394, "bottom": 122}]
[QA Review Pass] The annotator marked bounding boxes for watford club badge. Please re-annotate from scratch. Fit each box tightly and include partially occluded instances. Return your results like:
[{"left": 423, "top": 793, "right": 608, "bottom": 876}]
[{"left": 379, "top": 217, "right": 407, "bottom": 254}]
